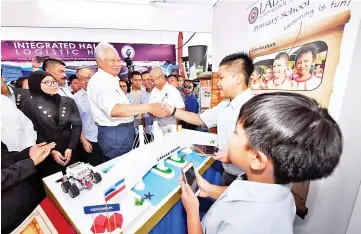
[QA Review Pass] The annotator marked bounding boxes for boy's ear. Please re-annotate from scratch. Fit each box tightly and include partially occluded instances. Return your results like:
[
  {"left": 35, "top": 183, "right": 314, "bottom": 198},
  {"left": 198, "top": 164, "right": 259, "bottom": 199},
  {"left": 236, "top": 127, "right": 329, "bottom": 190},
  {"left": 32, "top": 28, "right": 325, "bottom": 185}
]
[{"left": 250, "top": 151, "right": 269, "bottom": 171}]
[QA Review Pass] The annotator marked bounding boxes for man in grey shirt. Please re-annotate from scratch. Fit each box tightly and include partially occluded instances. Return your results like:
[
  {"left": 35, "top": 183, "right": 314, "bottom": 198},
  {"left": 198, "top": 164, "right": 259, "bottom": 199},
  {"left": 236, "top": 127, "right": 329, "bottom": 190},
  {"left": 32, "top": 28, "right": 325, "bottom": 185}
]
[{"left": 165, "top": 52, "right": 254, "bottom": 186}]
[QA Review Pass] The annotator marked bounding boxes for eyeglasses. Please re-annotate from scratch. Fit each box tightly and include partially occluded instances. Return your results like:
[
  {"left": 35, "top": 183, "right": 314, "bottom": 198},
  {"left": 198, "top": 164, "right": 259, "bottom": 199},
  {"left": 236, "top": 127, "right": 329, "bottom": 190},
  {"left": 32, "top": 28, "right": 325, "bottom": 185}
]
[
  {"left": 41, "top": 80, "right": 59, "bottom": 87},
  {"left": 183, "top": 85, "right": 193, "bottom": 89},
  {"left": 119, "top": 85, "right": 127, "bottom": 88},
  {"left": 149, "top": 75, "right": 163, "bottom": 83}
]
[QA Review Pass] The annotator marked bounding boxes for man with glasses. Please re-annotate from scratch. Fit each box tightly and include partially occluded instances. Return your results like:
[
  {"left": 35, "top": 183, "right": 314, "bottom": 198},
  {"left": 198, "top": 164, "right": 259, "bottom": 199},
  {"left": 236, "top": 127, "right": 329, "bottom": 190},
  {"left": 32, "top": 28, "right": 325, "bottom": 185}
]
[
  {"left": 148, "top": 67, "right": 185, "bottom": 133},
  {"left": 87, "top": 42, "right": 167, "bottom": 160},
  {"left": 74, "top": 67, "right": 104, "bottom": 166}
]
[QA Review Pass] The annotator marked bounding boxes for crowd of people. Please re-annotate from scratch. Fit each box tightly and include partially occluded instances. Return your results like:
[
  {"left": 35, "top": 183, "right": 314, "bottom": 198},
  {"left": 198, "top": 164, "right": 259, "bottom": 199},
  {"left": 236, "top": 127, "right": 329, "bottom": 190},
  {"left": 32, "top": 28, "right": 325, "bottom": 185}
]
[
  {"left": 250, "top": 44, "right": 324, "bottom": 91},
  {"left": 1, "top": 42, "right": 343, "bottom": 234}
]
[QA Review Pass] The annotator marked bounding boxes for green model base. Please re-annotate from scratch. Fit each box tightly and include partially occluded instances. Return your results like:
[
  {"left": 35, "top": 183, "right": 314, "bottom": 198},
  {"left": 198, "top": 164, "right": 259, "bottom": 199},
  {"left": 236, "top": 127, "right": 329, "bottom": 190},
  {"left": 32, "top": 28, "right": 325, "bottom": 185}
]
[
  {"left": 153, "top": 166, "right": 173, "bottom": 174},
  {"left": 167, "top": 156, "right": 185, "bottom": 164}
]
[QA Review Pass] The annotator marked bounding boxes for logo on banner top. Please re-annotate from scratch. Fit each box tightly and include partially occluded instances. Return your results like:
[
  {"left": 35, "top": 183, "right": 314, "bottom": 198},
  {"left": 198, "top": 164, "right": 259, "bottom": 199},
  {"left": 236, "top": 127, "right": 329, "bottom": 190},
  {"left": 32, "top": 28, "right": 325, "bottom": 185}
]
[
  {"left": 249, "top": 7, "right": 259, "bottom": 24},
  {"left": 121, "top": 45, "right": 135, "bottom": 59}
]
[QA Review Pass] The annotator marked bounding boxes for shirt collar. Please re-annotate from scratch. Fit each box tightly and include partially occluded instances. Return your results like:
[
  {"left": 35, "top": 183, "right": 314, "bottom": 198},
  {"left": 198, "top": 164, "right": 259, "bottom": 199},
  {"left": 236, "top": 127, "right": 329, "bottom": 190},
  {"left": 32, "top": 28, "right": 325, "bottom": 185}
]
[
  {"left": 221, "top": 179, "right": 291, "bottom": 203},
  {"left": 7, "top": 85, "right": 15, "bottom": 96},
  {"left": 227, "top": 88, "right": 253, "bottom": 110},
  {"left": 80, "top": 88, "right": 87, "bottom": 96}
]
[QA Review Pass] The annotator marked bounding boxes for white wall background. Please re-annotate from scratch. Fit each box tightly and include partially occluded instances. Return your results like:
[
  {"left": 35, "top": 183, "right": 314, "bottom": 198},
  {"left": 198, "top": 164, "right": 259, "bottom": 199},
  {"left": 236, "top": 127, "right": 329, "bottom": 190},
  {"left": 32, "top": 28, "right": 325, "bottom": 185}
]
[
  {"left": 1, "top": 0, "right": 213, "bottom": 57},
  {"left": 213, "top": 1, "right": 361, "bottom": 234},
  {"left": 212, "top": 0, "right": 252, "bottom": 70}
]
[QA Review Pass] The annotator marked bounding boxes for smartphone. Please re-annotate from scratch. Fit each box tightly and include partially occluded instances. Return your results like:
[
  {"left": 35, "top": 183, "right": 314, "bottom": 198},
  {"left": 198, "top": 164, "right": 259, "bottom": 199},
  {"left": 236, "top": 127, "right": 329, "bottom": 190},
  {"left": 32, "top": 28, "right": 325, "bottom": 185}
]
[
  {"left": 194, "top": 145, "right": 219, "bottom": 154},
  {"left": 182, "top": 162, "right": 200, "bottom": 196}
]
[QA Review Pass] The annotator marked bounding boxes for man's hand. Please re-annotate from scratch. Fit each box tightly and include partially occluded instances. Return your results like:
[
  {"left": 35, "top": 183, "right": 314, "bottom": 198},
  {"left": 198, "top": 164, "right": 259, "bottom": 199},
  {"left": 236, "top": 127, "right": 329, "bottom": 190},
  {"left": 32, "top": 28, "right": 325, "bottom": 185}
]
[
  {"left": 181, "top": 182, "right": 200, "bottom": 215},
  {"left": 148, "top": 103, "right": 169, "bottom": 117},
  {"left": 29, "top": 142, "right": 56, "bottom": 165},
  {"left": 64, "top": 149, "right": 72, "bottom": 165},
  {"left": 163, "top": 102, "right": 175, "bottom": 116},
  {"left": 195, "top": 172, "right": 212, "bottom": 198},
  {"left": 212, "top": 150, "right": 231, "bottom": 163},
  {"left": 82, "top": 139, "right": 93, "bottom": 153},
  {"left": 52, "top": 150, "right": 66, "bottom": 166},
  {"left": 31, "top": 57, "right": 41, "bottom": 70}
]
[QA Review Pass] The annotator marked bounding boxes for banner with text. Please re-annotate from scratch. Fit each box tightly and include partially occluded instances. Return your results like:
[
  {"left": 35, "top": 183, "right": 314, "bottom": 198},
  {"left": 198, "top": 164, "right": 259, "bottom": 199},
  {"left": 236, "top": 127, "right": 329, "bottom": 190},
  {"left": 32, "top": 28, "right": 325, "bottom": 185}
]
[
  {"left": 247, "top": 0, "right": 360, "bottom": 218},
  {"left": 1, "top": 40, "right": 176, "bottom": 82}
]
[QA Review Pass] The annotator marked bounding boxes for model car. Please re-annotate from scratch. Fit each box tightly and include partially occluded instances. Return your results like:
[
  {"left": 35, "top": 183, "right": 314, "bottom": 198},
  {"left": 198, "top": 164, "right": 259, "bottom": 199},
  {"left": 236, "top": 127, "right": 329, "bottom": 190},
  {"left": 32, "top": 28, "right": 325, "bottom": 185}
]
[{"left": 60, "top": 162, "right": 102, "bottom": 198}]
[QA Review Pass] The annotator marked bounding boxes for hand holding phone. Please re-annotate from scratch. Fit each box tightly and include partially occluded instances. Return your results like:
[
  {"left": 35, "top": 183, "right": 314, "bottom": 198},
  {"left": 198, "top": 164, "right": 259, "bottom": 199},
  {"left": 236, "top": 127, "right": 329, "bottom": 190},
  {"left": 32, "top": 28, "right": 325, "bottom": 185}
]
[{"left": 182, "top": 162, "right": 200, "bottom": 196}]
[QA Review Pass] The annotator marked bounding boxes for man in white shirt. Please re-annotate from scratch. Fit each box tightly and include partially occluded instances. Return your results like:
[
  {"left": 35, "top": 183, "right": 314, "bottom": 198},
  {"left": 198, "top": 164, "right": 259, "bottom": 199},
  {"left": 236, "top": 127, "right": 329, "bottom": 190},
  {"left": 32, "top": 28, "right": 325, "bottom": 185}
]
[
  {"left": 87, "top": 42, "right": 167, "bottom": 160},
  {"left": 74, "top": 67, "right": 104, "bottom": 166},
  {"left": 148, "top": 67, "right": 185, "bottom": 133},
  {"left": 41, "top": 58, "right": 74, "bottom": 98},
  {"left": 1, "top": 94, "right": 37, "bottom": 151},
  {"left": 164, "top": 52, "right": 254, "bottom": 186}
]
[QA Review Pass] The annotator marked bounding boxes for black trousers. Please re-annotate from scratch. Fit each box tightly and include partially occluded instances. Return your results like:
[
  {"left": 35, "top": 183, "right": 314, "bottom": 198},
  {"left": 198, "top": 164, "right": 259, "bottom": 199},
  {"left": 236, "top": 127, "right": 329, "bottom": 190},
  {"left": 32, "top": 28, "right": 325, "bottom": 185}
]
[
  {"left": 221, "top": 171, "right": 248, "bottom": 186},
  {"left": 78, "top": 141, "right": 104, "bottom": 167}
]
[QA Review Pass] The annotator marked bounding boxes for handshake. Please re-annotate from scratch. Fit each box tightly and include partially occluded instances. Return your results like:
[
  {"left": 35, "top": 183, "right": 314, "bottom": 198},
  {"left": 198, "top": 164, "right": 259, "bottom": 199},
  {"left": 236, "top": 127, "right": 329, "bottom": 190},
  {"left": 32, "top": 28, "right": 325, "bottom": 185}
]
[{"left": 148, "top": 102, "right": 175, "bottom": 118}]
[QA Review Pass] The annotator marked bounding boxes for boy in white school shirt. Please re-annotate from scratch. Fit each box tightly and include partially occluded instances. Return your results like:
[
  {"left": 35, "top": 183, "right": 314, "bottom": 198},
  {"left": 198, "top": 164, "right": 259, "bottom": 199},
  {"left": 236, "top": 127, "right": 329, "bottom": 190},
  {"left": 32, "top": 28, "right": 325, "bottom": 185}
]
[
  {"left": 181, "top": 92, "right": 343, "bottom": 234},
  {"left": 148, "top": 67, "right": 185, "bottom": 133},
  {"left": 164, "top": 52, "right": 254, "bottom": 186}
]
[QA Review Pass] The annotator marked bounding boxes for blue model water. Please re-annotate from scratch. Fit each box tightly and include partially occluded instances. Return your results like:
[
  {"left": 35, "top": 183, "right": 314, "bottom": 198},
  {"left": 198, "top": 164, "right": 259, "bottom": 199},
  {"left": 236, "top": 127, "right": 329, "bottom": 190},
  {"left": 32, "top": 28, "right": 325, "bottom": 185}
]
[{"left": 101, "top": 150, "right": 208, "bottom": 207}]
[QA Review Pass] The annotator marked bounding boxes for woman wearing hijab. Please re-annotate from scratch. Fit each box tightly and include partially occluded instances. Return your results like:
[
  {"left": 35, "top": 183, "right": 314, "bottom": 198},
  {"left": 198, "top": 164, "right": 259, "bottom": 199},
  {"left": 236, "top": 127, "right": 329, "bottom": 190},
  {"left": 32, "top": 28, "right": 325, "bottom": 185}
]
[{"left": 22, "top": 70, "right": 82, "bottom": 178}]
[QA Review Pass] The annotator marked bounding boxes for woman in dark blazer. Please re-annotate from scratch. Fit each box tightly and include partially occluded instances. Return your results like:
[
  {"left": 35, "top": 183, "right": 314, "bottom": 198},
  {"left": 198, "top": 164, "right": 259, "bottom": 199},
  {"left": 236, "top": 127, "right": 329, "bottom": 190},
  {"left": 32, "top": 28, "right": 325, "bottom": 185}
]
[{"left": 22, "top": 70, "right": 82, "bottom": 178}]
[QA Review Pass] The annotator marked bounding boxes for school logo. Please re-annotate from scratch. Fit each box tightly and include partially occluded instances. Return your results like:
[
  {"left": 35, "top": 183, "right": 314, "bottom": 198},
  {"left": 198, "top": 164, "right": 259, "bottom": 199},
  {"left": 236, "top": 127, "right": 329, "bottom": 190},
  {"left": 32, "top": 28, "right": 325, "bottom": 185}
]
[
  {"left": 248, "top": 7, "right": 259, "bottom": 24},
  {"left": 121, "top": 45, "right": 135, "bottom": 59}
]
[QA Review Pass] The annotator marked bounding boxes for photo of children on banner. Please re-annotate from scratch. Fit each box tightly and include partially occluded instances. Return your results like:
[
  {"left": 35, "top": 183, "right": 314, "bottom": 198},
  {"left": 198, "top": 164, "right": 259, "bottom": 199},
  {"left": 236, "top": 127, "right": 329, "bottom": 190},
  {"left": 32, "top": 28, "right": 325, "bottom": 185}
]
[{"left": 251, "top": 41, "right": 327, "bottom": 91}]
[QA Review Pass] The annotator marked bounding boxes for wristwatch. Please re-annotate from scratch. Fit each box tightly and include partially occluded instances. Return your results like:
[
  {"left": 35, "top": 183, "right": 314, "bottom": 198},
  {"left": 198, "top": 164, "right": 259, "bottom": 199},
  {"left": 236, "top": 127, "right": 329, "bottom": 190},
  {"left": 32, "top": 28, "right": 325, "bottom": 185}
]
[{"left": 171, "top": 108, "right": 177, "bottom": 116}]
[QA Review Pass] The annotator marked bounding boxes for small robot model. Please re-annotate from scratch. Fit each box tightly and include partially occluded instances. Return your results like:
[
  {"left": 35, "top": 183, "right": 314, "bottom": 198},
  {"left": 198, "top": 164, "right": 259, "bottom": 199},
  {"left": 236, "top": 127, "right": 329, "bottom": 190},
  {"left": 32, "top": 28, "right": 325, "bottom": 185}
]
[{"left": 60, "top": 162, "right": 102, "bottom": 198}]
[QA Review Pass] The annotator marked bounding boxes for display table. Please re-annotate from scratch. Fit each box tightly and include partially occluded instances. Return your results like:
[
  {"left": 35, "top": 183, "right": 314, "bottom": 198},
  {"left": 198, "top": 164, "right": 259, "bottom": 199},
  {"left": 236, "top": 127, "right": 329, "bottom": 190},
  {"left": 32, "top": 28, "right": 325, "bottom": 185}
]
[{"left": 43, "top": 146, "right": 221, "bottom": 234}]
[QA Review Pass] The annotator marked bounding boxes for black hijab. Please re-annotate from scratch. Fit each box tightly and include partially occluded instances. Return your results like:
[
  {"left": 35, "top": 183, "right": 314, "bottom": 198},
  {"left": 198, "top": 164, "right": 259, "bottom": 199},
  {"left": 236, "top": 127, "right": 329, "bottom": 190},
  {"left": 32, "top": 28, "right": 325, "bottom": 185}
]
[
  {"left": 29, "top": 70, "right": 60, "bottom": 125},
  {"left": 29, "top": 70, "right": 59, "bottom": 102}
]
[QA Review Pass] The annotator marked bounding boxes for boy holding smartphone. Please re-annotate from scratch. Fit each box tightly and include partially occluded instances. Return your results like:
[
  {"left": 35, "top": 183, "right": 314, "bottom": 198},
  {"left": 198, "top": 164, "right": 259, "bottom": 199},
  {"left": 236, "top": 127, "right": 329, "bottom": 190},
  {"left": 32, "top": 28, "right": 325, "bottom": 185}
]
[{"left": 181, "top": 93, "right": 343, "bottom": 234}]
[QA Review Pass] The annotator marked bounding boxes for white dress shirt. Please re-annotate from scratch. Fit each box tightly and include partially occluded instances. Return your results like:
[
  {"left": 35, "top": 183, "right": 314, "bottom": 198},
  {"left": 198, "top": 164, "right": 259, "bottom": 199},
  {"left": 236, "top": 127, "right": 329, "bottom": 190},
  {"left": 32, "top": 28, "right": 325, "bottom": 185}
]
[
  {"left": 57, "top": 83, "right": 74, "bottom": 98},
  {"left": 1, "top": 94, "right": 37, "bottom": 151},
  {"left": 202, "top": 179, "right": 295, "bottom": 234},
  {"left": 87, "top": 69, "right": 134, "bottom": 127},
  {"left": 200, "top": 88, "right": 254, "bottom": 176},
  {"left": 149, "top": 82, "right": 185, "bottom": 133}
]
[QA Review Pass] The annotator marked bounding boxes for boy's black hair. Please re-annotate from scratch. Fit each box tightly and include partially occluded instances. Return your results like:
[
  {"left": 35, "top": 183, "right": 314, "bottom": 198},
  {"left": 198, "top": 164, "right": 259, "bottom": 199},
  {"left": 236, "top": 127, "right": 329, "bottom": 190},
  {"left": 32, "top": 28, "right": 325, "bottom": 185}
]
[
  {"left": 238, "top": 92, "right": 343, "bottom": 184},
  {"left": 129, "top": 71, "right": 141, "bottom": 80},
  {"left": 15, "top": 77, "right": 28, "bottom": 88},
  {"left": 42, "top": 58, "right": 66, "bottom": 71},
  {"left": 296, "top": 44, "right": 318, "bottom": 62},
  {"left": 219, "top": 52, "right": 254, "bottom": 85},
  {"left": 167, "top": 74, "right": 178, "bottom": 81},
  {"left": 69, "top": 74, "right": 78, "bottom": 84},
  {"left": 141, "top": 71, "right": 150, "bottom": 76}
]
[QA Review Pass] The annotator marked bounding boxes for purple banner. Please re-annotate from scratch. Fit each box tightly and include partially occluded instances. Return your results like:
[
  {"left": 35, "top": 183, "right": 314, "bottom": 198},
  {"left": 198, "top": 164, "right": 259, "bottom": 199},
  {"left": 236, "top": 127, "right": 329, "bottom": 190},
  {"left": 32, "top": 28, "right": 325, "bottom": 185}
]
[{"left": 1, "top": 40, "right": 176, "bottom": 62}]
